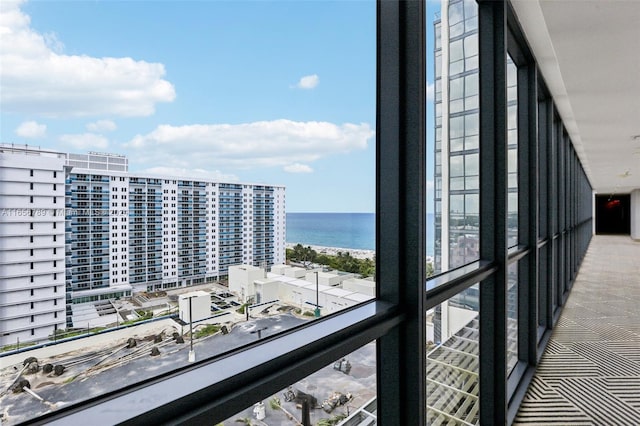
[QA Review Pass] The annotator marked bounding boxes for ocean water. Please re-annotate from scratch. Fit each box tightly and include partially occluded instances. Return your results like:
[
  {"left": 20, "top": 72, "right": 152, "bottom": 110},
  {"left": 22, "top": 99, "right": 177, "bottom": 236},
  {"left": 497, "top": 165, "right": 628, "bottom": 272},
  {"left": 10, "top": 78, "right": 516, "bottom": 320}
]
[{"left": 286, "top": 212, "right": 435, "bottom": 256}]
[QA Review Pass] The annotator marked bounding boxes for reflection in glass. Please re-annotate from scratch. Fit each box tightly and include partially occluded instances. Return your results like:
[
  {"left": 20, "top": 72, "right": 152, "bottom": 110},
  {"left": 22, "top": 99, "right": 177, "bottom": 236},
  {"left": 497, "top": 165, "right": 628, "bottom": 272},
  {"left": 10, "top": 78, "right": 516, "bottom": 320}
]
[
  {"left": 507, "top": 56, "right": 519, "bottom": 248},
  {"left": 427, "top": 284, "right": 479, "bottom": 425},
  {"left": 433, "top": 0, "right": 479, "bottom": 273},
  {"left": 507, "top": 262, "right": 519, "bottom": 374},
  {"left": 222, "top": 342, "right": 377, "bottom": 425}
]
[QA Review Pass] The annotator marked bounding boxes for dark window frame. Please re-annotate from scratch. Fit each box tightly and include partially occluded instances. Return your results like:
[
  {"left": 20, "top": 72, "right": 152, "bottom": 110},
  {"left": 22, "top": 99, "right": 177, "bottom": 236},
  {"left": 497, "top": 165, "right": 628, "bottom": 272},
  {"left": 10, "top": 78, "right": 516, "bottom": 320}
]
[{"left": 25, "top": 2, "right": 594, "bottom": 425}]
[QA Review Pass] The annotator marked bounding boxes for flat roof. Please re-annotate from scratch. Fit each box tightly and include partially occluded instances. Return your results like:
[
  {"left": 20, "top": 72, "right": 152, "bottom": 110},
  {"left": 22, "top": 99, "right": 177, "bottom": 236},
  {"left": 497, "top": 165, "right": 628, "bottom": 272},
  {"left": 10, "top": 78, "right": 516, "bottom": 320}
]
[{"left": 178, "top": 290, "right": 210, "bottom": 299}]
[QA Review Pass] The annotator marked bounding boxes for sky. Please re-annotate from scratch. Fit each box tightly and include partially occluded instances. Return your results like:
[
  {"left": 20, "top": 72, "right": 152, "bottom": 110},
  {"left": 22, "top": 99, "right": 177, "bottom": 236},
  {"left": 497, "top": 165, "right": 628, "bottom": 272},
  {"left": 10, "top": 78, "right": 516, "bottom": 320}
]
[{"left": 0, "top": 0, "right": 439, "bottom": 213}]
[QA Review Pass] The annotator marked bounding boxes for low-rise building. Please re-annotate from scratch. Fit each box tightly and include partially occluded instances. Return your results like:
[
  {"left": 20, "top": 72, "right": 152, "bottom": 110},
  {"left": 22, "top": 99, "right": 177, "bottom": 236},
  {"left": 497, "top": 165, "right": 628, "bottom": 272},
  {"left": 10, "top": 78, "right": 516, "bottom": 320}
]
[{"left": 229, "top": 264, "right": 375, "bottom": 315}]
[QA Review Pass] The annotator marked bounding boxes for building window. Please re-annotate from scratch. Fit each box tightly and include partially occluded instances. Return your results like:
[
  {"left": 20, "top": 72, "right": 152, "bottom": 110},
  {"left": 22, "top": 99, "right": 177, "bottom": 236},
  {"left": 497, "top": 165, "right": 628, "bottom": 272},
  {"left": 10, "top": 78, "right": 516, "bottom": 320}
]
[
  {"left": 30, "top": 262, "right": 34, "bottom": 270},
  {"left": 30, "top": 169, "right": 33, "bottom": 177},
  {"left": 53, "top": 171, "right": 57, "bottom": 178},
  {"left": 30, "top": 182, "right": 34, "bottom": 190},
  {"left": 30, "top": 289, "right": 34, "bottom": 296},
  {"left": 53, "top": 183, "right": 57, "bottom": 190},
  {"left": 30, "top": 249, "right": 34, "bottom": 256},
  {"left": 30, "top": 196, "right": 34, "bottom": 203},
  {"left": 30, "top": 236, "right": 34, "bottom": 243},
  {"left": 30, "top": 222, "right": 33, "bottom": 230}
]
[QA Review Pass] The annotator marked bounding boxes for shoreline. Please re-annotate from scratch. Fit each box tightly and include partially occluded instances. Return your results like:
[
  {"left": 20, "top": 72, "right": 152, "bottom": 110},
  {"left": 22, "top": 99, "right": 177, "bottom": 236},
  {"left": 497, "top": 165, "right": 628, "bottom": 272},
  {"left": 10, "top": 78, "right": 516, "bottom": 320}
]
[
  {"left": 286, "top": 242, "right": 375, "bottom": 260},
  {"left": 286, "top": 242, "right": 435, "bottom": 263}
]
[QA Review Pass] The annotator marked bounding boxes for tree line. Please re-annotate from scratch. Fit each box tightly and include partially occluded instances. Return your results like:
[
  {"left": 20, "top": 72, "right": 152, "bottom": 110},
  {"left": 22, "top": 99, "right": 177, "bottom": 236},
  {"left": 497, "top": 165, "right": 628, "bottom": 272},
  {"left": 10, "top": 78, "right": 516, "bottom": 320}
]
[
  {"left": 286, "top": 244, "right": 375, "bottom": 277},
  {"left": 287, "top": 243, "right": 435, "bottom": 279}
]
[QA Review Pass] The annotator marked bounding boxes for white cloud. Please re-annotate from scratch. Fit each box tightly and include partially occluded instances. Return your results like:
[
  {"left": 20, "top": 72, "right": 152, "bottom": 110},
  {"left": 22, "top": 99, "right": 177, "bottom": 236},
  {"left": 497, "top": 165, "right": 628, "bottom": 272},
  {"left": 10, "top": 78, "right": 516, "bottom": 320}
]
[
  {"left": 42, "top": 31, "right": 64, "bottom": 53},
  {"left": 137, "top": 167, "right": 238, "bottom": 182},
  {"left": 0, "top": 0, "right": 176, "bottom": 117},
  {"left": 15, "top": 120, "right": 46, "bottom": 138},
  {"left": 126, "top": 119, "right": 373, "bottom": 171},
  {"left": 283, "top": 163, "right": 313, "bottom": 173},
  {"left": 294, "top": 74, "right": 319, "bottom": 89},
  {"left": 59, "top": 133, "right": 109, "bottom": 150},
  {"left": 86, "top": 120, "right": 117, "bottom": 132},
  {"left": 427, "top": 82, "right": 434, "bottom": 102}
]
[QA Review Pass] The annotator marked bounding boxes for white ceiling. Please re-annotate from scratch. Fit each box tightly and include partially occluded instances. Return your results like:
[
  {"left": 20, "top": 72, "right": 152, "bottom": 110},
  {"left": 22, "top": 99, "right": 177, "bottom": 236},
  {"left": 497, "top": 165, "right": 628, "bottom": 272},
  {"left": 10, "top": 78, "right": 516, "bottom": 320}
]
[{"left": 511, "top": 0, "right": 640, "bottom": 195}]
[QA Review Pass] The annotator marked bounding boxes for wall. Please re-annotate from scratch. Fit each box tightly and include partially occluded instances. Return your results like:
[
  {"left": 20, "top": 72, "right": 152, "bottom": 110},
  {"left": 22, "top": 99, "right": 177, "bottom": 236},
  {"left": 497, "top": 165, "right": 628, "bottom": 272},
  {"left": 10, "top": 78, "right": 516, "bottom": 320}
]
[{"left": 631, "top": 189, "right": 640, "bottom": 240}]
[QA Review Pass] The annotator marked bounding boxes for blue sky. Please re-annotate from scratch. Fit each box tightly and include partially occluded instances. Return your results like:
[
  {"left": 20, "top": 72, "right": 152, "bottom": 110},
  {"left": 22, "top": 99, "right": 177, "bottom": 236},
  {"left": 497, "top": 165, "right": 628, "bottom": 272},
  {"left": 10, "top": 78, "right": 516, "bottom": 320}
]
[{"left": 1, "top": 0, "right": 438, "bottom": 213}]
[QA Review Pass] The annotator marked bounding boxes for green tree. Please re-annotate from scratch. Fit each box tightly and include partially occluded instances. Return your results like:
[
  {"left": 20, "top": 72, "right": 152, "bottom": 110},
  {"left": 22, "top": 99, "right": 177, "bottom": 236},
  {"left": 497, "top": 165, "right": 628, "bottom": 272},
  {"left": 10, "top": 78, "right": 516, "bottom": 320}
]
[
  {"left": 426, "top": 261, "right": 435, "bottom": 277},
  {"left": 289, "top": 244, "right": 317, "bottom": 266}
]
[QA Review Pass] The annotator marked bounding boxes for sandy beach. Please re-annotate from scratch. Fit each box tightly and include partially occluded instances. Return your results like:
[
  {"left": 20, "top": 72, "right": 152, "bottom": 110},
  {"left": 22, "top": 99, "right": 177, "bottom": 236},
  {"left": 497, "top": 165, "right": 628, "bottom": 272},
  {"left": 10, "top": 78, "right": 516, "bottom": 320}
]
[
  {"left": 286, "top": 242, "right": 435, "bottom": 264},
  {"left": 286, "top": 243, "right": 375, "bottom": 260}
]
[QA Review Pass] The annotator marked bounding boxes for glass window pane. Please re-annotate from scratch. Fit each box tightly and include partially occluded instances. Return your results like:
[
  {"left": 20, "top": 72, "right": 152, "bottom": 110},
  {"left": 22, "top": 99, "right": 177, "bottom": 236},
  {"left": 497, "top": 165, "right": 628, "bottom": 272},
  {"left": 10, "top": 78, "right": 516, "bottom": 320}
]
[
  {"left": 451, "top": 137, "right": 465, "bottom": 153},
  {"left": 464, "top": 33, "right": 478, "bottom": 58},
  {"left": 451, "top": 177, "right": 465, "bottom": 190},
  {"left": 466, "top": 176, "right": 479, "bottom": 190},
  {"left": 450, "top": 77, "right": 464, "bottom": 100},
  {"left": 0, "top": 1, "right": 377, "bottom": 422},
  {"left": 432, "top": 0, "right": 479, "bottom": 274},
  {"left": 450, "top": 39, "right": 464, "bottom": 62},
  {"left": 427, "top": 284, "right": 480, "bottom": 424},
  {"left": 465, "top": 194, "right": 479, "bottom": 215},
  {"left": 465, "top": 134, "right": 479, "bottom": 150},
  {"left": 463, "top": 0, "right": 477, "bottom": 19},
  {"left": 223, "top": 343, "right": 377, "bottom": 425},
  {"left": 449, "top": 1, "right": 464, "bottom": 24},
  {"left": 465, "top": 113, "right": 479, "bottom": 136},
  {"left": 450, "top": 194, "right": 464, "bottom": 214},
  {"left": 450, "top": 116, "right": 464, "bottom": 139},
  {"left": 450, "top": 22, "right": 464, "bottom": 38},
  {"left": 465, "top": 55, "right": 478, "bottom": 72},
  {"left": 450, "top": 156, "right": 464, "bottom": 177},
  {"left": 450, "top": 59, "right": 464, "bottom": 76},
  {"left": 466, "top": 153, "right": 479, "bottom": 176},
  {"left": 507, "top": 263, "right": 518, "bottom": 374},
  {"left": 465, "top": 74, "right": 478, "bottom": 96},
  {"left": 507, "top": 55, "right": 518, "bottom": 248},
  {"left": 465, "top": 95, "right": 479, "bottom": 111}
]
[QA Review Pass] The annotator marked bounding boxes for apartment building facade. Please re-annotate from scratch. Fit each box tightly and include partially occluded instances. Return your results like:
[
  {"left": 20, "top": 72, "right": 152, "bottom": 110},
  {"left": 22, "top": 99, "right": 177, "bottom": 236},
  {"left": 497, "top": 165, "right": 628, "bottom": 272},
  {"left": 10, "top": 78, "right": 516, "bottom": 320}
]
[
  {"left": 0, "top": 145, "right": 285, "bottom": 345},
  {"left": 0, "top": 147, "right": 67, "bottom": 346}
]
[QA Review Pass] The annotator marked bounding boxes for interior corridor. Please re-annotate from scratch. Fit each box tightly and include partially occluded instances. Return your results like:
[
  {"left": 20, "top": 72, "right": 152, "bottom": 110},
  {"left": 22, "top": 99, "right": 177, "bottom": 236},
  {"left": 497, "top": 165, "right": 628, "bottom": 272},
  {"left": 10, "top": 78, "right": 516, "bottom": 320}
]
[{"left": 514, "top": 235, "right": 640, "bottom": 425}]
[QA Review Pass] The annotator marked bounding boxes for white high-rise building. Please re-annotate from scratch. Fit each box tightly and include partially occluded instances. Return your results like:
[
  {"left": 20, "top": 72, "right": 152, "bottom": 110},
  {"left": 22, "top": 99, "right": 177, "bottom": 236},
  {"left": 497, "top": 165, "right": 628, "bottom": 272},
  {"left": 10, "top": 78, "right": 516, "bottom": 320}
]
[
  {"left": 0, "top": 144, "right": 286, "bottom": 345},
  {"left": 0, "top": 146, "right": 67, "bottom": 347}
]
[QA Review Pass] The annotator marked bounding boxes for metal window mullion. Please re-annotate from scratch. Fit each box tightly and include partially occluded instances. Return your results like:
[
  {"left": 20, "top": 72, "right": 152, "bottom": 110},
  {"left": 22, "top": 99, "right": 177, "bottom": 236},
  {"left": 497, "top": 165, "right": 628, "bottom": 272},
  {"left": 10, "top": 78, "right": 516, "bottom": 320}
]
[
  {"left": 537, "top": 92, "right": 548, "bottom": 335},
  {"left": 478, "top": 0, "right": 508, "bottom": 423},
  {"left": 516, "top": 62, "right": 538, "bottom": 366},
  {"left": 557, "top": 128, "right": 566, "bottom": 299},
  {"left": 376, "top": 0, "right": 426, "bottom": 424},
  {"left": 547, "top": 104, "right": 557, "bottom": 324}
]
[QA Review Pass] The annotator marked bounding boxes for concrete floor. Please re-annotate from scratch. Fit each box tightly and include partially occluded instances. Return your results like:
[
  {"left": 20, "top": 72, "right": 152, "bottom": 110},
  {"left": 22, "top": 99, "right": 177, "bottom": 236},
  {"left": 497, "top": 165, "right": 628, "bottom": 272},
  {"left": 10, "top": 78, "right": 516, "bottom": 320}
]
[{"left": 514, "top": 235, "right": 640, "bottom": 425}]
